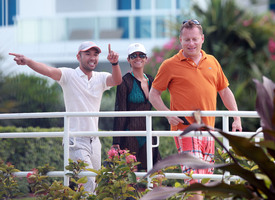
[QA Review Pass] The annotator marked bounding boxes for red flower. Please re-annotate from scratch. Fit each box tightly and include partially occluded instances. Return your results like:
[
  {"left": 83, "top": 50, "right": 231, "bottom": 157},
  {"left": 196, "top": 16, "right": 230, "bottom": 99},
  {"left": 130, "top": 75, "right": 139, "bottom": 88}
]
[
  {"left": 242, "top": 19, "right": 252, "bottom": 27},
  {"left": 268, "top": 38, "right": 275, "bottom": 53},
  {"left": 126, "top": 155, "right": 137, "bottom": 164},
  {"left": 107, "top": 148, "right": 119, "bottom": 159},
  {"left": 26, "top": 168, "right": 38, "bottom": 184},
  {"left": 268, "top": 38, "right": 275, "bottom": 60},
  {"left": 119, "top": 150, "right": 127, "bottom": 155},
  {"left": 27, "top": 173, "right": 35, "bottom": 184}
]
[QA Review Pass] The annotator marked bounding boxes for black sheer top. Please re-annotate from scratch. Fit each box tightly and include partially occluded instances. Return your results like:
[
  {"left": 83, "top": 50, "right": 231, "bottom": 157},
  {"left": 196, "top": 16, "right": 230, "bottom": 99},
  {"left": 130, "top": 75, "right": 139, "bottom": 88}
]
[{"left": 113, "top": 72, "right": 161, "bottom": 170}]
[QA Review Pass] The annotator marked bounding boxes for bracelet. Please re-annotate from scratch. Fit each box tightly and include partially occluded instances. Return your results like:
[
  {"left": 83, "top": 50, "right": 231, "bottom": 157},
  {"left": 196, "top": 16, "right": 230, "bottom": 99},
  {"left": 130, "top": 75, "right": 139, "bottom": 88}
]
[{"left": 111, "top": 61, "right": 119, "bottom": 66}]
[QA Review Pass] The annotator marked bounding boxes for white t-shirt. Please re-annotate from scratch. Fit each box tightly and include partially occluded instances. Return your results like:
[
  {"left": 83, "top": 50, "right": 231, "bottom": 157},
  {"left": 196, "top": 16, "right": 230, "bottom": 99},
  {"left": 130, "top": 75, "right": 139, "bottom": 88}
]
[{"left": 58, "top": 67, "right": 111, "bottom": 132}]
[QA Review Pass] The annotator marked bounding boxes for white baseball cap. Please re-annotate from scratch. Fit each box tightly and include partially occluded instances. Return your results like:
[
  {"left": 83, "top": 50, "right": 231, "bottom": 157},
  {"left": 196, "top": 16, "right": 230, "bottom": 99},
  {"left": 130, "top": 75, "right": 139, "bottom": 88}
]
[
  {"left": 128, "top": 43, "right": 147, "bottom": 55},
  {"left": 78, "top": 41, "right": 101, "bottom": 54}
]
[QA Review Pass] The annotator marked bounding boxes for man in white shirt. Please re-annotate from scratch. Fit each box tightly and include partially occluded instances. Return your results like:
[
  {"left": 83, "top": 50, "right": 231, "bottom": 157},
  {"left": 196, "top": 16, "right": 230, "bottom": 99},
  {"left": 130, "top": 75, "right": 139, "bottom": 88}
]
[{"left": 10, "top": 41, "right": 122, "bottom": 193}]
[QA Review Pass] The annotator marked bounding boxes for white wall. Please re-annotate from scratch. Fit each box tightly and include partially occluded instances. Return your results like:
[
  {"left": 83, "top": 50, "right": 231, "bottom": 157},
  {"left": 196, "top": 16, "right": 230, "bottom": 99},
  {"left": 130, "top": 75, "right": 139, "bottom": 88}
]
[
  {"left": 234, "top": 0, "right": 269, "bottom": 14},
  {"left": 56, "top": 0, "right": 116, "bottom": 12},
  {"left": 19, "top": 0, "right": 56, "bottom": 17}
]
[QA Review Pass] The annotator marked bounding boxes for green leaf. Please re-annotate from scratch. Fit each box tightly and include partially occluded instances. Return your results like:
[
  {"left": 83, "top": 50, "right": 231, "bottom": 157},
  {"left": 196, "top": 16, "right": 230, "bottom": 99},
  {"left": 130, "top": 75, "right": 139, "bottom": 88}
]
[
  {"left": 143, "top": 152, "right": 228, "bottom": 179},
  {"left": 87, "top": 168, "right": 100, "bottom": 174},
  {"left": 0, "top": 167, "right": 7, "bottom": 173},
  {"left": 257, "top": 140, "right": 275, "bottom": 151},
  {"left": 182, "top": 182, "right": 254, "bottom": 199},
  {"left": 217, "top": 130, "right": 275, "bottom": 186},
  {"left": 201, "top": 178, "right": 210, "bottom": 184},
  {"left": 218, "top": 163, "right": 275, "bottom": 198},
  {"left": 127, "top": 171, "right": 137, "bottom": 183},
  {"left": 140, "top": 186, "right": 183, "bottom": 200},
  {"left": 77, "top": 176, "right": 88, "bottom": 184}
]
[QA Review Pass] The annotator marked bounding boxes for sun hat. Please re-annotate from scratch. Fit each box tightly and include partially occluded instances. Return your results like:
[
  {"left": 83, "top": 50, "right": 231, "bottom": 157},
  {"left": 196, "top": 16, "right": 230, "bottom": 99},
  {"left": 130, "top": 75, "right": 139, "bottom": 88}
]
[
  {"left": 128, "top": 43, "right": 147, "bottom": 55},
  {"left": 78, "top": 41, "right": 101, "bottom": 54}
]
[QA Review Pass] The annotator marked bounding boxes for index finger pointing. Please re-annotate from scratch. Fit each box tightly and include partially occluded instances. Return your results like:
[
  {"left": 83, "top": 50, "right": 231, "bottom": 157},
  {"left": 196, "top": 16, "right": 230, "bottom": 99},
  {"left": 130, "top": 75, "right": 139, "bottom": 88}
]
[
  {"left": 108, "top": 44, "right": 111, "bottom": 53},
  {"left": 9, "top": 53, "right": 19, "bottom": 57}
]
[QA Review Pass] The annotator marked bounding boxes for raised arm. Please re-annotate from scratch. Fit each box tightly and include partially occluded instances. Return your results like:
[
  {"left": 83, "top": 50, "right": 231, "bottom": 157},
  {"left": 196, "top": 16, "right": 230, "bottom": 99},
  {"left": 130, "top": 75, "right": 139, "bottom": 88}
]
[
  {"left": 149, "top": 87, "right": 183, "bottom": 126},
  {"left": 106, "top": 44, "right": 122, "bottom": 87},
  {"left": 9, "top": 53, "right": 62, "bottom": 81},
  {"left": 218, "top": 87, "right": 242, "bottom": 132}
]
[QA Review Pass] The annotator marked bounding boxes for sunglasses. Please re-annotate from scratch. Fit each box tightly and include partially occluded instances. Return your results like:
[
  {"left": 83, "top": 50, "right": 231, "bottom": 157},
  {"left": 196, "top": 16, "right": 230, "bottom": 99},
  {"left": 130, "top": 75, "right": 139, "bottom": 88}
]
[
  {"left": 182, "top": 19, "right": 200, "bottom": 25},
  {"left": 129, "top": 53, "right": 146, "bottom": 60}
]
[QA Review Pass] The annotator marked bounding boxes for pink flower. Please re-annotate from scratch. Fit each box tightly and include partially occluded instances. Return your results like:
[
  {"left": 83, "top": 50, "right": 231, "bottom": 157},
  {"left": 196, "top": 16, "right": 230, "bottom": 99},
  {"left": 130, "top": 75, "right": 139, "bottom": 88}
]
[
  {"left": 77, "top": 183, "right": 85, "bottom": 191},
  {"left": 31, "top": 168, "right": 39, "bottom": 175},
  {"left": 164, "top": 37, "right": 178, "bottom": 50},
  {"left": 119, "top": 150, "right": 127, "bottom": 155},
  {"left": 242, "top": 19, "right": 252, "bottom": 27},
  {"left": 126, "top": 155, "right": 137, "bottom": 164},
  {"left": 107, "top": 148, "right": 119, "bottom": 159},
  {"left": 268, "top": 38, "right": 275, "bottom": 60},
  {"left": 26, "top": 168, "right": 39, "bottom": 183},
  {"left": 156, "top": 56, "right": 163, "bottom": 63},
  {"left": 26, "top": 172, "right": 32, "bottom": 178},
  {"left": 268, "top": 38, "right": 275, "bottom": 53},
  {"left": 27, "top": 173, "right": 35, "bottom": 184}
]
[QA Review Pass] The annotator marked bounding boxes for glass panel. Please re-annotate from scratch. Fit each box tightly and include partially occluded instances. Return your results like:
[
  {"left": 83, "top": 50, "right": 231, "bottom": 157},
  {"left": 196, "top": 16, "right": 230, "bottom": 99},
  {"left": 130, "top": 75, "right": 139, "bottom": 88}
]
[
  {"left": 156, "top": 16, "right": 166, "bottom": 38},
  {"left": 0, "top": 0, "right": 3, "bottom": 26},
  {"left": 66, "top": 17, "right": 95, "bottom": 41},
  {"left": 135, "top": 16, "right": 151, "bottom": 38},
  {"left": 98, "top": 17, "right": 124, "bottom": 39},
  {"left": 17, "top": 20, "right": 39, "bottom": 43},
  {"left": 118, "top": 0, "right": 131, "bottom": 10},
  {"left": 17, "top": 18, "right": 67, "bottom": 43},
  {"left": 139, "top": 0, "right": 151, "bottom": 10},
  {"left": 118, "top": 17, "right": 129, "bottom": 38},
  {"left": 177, "top": 0, "right": 191, "bottom": 9},
  {"left": 8, "top": 0, "right": 16, "bottom": 25},
  {"left": 156, "top": 0, "right": 171, "bottom": 9}
]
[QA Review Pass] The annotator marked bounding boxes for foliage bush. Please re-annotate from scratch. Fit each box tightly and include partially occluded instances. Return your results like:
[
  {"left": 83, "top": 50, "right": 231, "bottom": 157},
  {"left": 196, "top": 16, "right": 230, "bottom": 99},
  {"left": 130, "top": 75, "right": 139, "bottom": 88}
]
[
  {"left": 0, "top": 160, "right": 21, "bottom": 199},
  {"left": 0, "top": 125, "right": 178, "bottom": 197},
  {"left": 0, "top": 126, "right": 64, "bottom": 172},
  {"left": 0, "top": 74, "right": 64, "bottom": 128},
  {"left": 90, "top": 148, "right": 145, "bottom": 199},
  {"left": 1, "top": 151, "right": 162, "bottom": 200}
]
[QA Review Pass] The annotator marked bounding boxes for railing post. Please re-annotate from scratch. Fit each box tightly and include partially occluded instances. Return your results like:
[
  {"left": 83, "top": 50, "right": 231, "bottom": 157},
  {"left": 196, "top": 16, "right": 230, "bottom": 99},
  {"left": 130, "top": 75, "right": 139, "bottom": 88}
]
[
  {"left": 146, "top": 115, "right": 153, "bottom": 188},
  {"left": 222, "top": 115, "right": 230, "bottom": 148},
  {"left": 222, "top": 115, "right": 230, "bottom": 184},
  {"left": 63, "top": 115, "right": 70, "bottom": 186}
]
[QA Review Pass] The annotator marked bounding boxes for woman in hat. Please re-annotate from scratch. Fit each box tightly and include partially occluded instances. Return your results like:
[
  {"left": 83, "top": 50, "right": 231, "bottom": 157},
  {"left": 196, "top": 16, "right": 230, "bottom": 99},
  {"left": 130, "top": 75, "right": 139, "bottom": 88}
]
[{"left": 112, "top": 43, "right": 161, "bottom": 171}]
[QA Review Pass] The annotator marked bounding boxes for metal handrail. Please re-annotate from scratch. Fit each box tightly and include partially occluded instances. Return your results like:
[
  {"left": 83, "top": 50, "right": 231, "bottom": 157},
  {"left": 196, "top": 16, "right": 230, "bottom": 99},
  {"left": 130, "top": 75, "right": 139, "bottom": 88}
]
[{"left": 0, "top": 110, "right": 260, "bottom": 186}]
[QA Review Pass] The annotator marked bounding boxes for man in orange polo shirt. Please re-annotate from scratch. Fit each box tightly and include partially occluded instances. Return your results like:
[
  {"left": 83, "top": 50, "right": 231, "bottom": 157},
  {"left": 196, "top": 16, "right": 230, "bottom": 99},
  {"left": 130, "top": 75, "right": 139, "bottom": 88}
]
[{"left": 149, "top": 20, "right": 242, "bottom": 200}]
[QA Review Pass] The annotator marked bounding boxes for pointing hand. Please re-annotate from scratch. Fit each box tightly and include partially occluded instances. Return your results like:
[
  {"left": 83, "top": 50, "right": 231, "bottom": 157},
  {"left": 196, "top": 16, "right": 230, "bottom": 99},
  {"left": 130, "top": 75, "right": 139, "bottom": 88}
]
[
  {"left": 107, "top": 44, "right": 119, "bottom": 65},
  {"left": 9, "top": 53, "right": 29, "bottom": 65}
]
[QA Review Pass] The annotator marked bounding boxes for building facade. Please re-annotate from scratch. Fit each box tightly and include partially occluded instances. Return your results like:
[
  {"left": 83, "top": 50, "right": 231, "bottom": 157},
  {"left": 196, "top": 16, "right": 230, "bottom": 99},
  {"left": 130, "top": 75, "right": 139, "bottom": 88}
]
[
  {"left": 0, "top": 0, "right": 273, "bottom": 75},
  {"left": 0, "top": 0, "right": 193, "bottom": 75}
]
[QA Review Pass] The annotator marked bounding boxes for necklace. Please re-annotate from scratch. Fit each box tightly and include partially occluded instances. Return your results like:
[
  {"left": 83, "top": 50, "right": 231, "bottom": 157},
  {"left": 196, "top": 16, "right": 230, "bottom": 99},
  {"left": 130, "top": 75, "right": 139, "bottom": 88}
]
[{"left": 131, "top": 72, "right": 149, "bottom": 85}]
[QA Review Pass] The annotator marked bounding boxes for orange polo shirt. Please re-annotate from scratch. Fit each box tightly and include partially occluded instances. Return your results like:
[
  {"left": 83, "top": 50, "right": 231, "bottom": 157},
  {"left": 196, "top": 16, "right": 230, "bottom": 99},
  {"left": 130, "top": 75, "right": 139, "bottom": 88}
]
[{"left": 152, "top": 49, "right": 229, "bottom": 130}]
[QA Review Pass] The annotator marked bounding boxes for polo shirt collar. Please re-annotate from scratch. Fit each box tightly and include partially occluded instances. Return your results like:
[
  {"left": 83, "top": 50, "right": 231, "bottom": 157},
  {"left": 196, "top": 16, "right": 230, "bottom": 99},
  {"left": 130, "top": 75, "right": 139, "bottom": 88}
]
[
  {"left": 178, "top": 49, "right": 207, "bottom": 61},
  {"left": 76, "top": 67, "right": 86, "bottom": 77}
]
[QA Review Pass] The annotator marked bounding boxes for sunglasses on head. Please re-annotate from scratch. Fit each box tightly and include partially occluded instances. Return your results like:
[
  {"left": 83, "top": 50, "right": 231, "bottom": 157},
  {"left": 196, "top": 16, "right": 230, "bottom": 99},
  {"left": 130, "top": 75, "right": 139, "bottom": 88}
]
[
  {"left": 182, "top": 19, "right": 200, "bottom": 25},
  {"left": 129, "top": 53, "right": 146, "bottom": 60}
]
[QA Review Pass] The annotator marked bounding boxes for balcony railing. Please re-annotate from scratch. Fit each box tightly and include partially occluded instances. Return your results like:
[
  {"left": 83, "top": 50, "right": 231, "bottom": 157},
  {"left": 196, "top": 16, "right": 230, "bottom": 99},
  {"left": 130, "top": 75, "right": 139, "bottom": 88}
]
[
  {"left": 14, "top": 9, "right": 182, "bottom": 44},
  {"left": 0, "top": 110, "right": 261, "bottom": 187}
]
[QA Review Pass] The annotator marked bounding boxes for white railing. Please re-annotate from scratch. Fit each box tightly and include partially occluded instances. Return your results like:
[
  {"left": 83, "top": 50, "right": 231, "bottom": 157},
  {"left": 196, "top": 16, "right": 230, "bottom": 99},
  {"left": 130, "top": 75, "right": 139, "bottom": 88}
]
[{"left": 0, "top": 110, "right": 261, "bottom": 186}]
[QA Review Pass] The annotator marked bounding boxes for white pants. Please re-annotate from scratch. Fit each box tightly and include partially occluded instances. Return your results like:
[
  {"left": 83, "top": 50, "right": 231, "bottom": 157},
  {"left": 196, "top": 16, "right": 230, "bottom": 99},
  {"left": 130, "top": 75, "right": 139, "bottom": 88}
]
[{"left": 69, "top": 137, "right": 101, "bottom": 193}]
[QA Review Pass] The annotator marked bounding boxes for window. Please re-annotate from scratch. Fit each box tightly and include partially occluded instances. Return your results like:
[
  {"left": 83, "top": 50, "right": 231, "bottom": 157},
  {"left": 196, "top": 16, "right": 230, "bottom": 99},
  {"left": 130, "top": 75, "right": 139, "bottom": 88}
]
[{"left": 0, "top": 0, "right": 16, "bottom": 26}]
